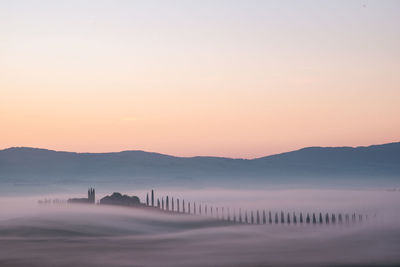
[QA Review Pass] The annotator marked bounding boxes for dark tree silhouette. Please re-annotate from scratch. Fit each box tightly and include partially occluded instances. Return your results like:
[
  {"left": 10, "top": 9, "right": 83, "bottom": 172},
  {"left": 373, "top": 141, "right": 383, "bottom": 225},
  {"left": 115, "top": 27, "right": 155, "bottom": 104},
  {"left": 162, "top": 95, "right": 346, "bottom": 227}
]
[
  {"left": 306, "top": 213, "right": 310, "bottom": 224},
  {"left": 281, "top": 211, "right": 285, "bottom": 224},
  {"left": 222, "top": 207, "right": 224, "bottom": 220},
  {"left": 245, "top": 211, "right": 248, "bottom": 224},
  {"left": 275, "top": 212, "right": 279, "bottom": 224},
  {"left": 216, "top": 207, "right": 219, "bottom": 219},
  {"left": 211, "top": 206, "right": 213, "bottom": 217},
  {"left": 233, "top": 209, "right": 236, "bottom": 222},
  {"left": 287, "top": 213, "right": 291, "bottom": 224},
  {"left": 312, "top": 213, "right": 316, "bottom": 224},
  {"left": 177, "top": 198, "right": 180, "bottom": 213},
  {"left": 171, "top": 197, "right": 174, "bottom": 212},
  {"left": 256, "top": 210, "right": 260, "bottom": 224},
  {"left": 157, "top": 199, "right": 160, "bottom": 209},
  {"left": 194, "top": 202, "right": 196, "bottom": 215},
  {"left": 293, "top": 212, "right": 297, "bottom": 224},
  {"left": 299, "top": 212, "right": 304, "bottom": 224},
  {"left": 227, "top": 208, "right": 231, "bottom": 221},
  {"left": 338, "top": 213, "right": 343, "bottom": 224},
  {"left": 319, "top": 213, "right": 323, "bottom": 224},
  {"left": 162, "top": 198, "right": 164, "bottom": 210},
  {"left": 188, "top": 202, "right": 191, "bottom": 214},
  {"left": 182, "top": 200, "right": 186, "bottom": 213},
  {"left": 199, "top": 204, "right": 202, "bottom": 215},
  {"left": 151, "top": 189, "right": 154, "bottom": 207},
  {"left": 269, "top": 211, "right": 272, "bottom": 224},
  {"left": 239, "top": 208, "right": 242, "bottom": 223},
  {"left": 331, "top": 213, "right": 336, "bottom": 224},
  {"left": 263, "top": 210, "right": 266, "bottom": 224},
  {"left": 166, "top": 196, "right": 169, "bottom": 211},
  {"left": 325, "top": 213, "right": 330, "bottom": 224},
  {"left": 352, "top": 213, "right": 356, "bottom": 223},
  {"left": 146, "top": 193, "right": 149, "bottom": 206},
  {"left": 251, "top": 211, "right": 254, "bottom": 224},
  {"left": 205, "top": 205, "right": 207, "bottom": 216}
]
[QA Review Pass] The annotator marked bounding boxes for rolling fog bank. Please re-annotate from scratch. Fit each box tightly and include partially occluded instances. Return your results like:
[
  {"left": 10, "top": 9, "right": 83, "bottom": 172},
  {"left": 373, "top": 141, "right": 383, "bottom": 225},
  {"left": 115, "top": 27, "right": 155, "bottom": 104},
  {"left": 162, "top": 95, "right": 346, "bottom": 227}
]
[{"left": 0, "top": 189, "right": 400, "bottom": 266}]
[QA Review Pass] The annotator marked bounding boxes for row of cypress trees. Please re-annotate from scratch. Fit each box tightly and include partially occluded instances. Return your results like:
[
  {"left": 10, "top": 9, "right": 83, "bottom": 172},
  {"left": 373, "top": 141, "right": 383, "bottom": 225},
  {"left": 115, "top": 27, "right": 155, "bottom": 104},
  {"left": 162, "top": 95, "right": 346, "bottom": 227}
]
[{"left": 145, "top": 190, "right": 366, "bottom": 225}]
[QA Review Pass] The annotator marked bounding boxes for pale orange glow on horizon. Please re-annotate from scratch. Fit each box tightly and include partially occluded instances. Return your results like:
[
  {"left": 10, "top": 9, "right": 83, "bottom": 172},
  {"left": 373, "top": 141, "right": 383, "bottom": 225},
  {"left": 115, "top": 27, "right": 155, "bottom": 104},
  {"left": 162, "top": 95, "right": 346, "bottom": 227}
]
[{"left": 1, "top": 1, "right": 399, "bottom": 158}]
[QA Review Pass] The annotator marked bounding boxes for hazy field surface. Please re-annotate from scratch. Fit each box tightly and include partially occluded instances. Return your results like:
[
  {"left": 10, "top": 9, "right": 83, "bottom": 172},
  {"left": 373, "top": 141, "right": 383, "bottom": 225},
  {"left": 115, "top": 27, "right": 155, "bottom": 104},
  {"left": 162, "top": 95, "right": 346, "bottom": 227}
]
[{"left": 0, "top": 189, "right": 400, "bottom": 267}]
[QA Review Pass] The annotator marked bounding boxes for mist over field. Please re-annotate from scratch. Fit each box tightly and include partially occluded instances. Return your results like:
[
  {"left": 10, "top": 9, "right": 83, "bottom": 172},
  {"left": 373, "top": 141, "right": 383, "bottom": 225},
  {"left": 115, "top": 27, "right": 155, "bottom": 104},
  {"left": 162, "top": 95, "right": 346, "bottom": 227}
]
[{"left": 1, "top": 188, "right": 400, "bottom": 267}]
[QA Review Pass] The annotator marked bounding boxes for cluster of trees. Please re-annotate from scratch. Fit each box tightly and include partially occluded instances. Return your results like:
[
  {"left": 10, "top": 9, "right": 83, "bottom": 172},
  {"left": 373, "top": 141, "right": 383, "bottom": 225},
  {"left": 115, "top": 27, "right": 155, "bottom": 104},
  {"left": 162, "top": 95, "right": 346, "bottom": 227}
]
[{"left": 145, "top": 190, "right": 367, "bottom": 225}]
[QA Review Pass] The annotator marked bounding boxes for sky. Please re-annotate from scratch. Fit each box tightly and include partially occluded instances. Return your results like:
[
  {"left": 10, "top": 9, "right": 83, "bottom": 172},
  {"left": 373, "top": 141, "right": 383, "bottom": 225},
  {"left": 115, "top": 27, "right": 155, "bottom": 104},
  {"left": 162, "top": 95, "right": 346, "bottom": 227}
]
[{"left": 0, "top": 0, "right": 399, "bottom": 158}]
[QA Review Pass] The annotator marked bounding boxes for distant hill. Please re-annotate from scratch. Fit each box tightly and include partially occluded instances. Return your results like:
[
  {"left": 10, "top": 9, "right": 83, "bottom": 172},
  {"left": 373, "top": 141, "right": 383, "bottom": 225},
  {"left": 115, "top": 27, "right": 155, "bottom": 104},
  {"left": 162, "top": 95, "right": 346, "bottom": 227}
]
[{"left": 0, "top": 142, "right": 399, "bottom": 188}]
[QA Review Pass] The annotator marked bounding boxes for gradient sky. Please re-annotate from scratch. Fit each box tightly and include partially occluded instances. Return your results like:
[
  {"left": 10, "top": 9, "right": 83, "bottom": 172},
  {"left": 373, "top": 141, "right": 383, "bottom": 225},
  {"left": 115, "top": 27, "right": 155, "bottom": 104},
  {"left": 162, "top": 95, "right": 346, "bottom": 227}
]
[{"left": 1, "top": 0, "right": 399, "bottom": 158}]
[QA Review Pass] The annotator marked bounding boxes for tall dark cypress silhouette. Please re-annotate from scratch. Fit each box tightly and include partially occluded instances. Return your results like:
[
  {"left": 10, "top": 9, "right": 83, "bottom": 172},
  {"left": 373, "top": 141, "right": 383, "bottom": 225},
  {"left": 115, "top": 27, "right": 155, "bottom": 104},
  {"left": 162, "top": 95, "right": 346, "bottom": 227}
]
[
  {"left": 151, "top": 190, "right": 154, "bottom": 207},
  {"left": 262, "top": 210, "right": 266, "bottom": 224},
  {"left": 245, "top": 211, "right": 248, "bottom": 224},
  {"left": 182, "top": 200, "right": 185, "bottom": 213},
  {"left": 177, "top": 198, "right": 180, "bottom": 213},
  {"left": 293, "top": 212, "right": 297, "bottom": 224},
  {"left": 199, "top": 204, "right": 202, "bottom": 215},
  {"left": 275, "top": 212, "right": 279, "bottom": 224},
  {"left": 251, "top": 211, "right": 254, "bottom": 224},
  {"left": 269, "top": 211, "right": 272, "bottom": 224},
  {"left": 287, "top": 213, "right": 291, "bottom": 224},
  {"left": 299, "top": 212, "right": 304, "bottom": 224},
  {"left": 216, "top": 207, "right": 219, "bottom": 219},
  {"left": 194, "top": 202, "right": 196, "bottom": 215},
  {"left": 166, "top": 196, "right": 169, "bottom": 211},
  {"left": 319, "top": 213, "right": 323, "bottom": 224},
  {"left": 205, "top": 205, "right": 208, "bottom": 216},
  {"left": 211, "top": 206, "right": 213, "bottom": 217},
  {"left": 306, "top": 213, "right": 310, "bottom": 224},
  {"left": 312, "top": 213, "right": 316, "bottom": 224},
  {"left": 157, "top": 199, "right": 160, "bottom": 209},
  {"left": 171, "top": 197, "right": 174, "bottom": 212},
  {"left": 146, "top": 193, "right": 149, "bottom": 206},
  {"left": 233, "top": 209, "right": 236, "bottom": 222},
  {"left": 325, "top": 213, "right": 330, "bottom": 224},
  {"left": 256, "top": 210, "right": 260, "bottom": 224},
  {"left": 188, "top": 202, "right": 191, "bottom": 214},
  {"left": 332, "top": 214, "right": 336, "bottom": 224},
  {"left": 239, "top": 208, "right": 242, "bottom": 223},
  {"left": 162, "top": 198, "right": 164, "bottom": 210},
  {"left": 281, "top": 211, "right": 285, "bottom": 224},
  {"left": 227, "top": 208, "right": 231, "bottom": 221}
]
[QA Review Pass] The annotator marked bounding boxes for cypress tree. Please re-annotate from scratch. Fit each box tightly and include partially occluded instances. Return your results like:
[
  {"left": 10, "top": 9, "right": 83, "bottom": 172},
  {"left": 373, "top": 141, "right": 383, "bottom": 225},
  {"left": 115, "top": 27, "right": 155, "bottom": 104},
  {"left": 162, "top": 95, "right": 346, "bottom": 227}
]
[
  {"left": 256, "top": 210, "right": 260, "bottom": 224},
  {"left": 171, "top": 197, "right": 174, "bottom": 212},
  {"left": 338, "top": 213, "right": 343, "bottom": 224},
  {"left": 293, "top": 212, "right": 297, "bottom": 224},
  {"left": 275, "top": 212, "right": 279, "bottom": 224},
  {"left": 227, "top": 208, "right": 231, "bottom": 221},
  {"left": 157, "top": 199, "right": 160, "bottom": 209},
  {"left": 263, "top": 210, "right": 266, "bottom": 224},
  {"left": 325, "top": 213, "right": 330, "bottom": 224},
  {"left": 352, "top": 213, "right": 356, "bottom": 223},
  {"left": 306, "top": 213, "right": 310, "bottom": 224},
  {"left": 269, "top": 211, "right": 272, "bottom": 224},
  {"left": 233, "top": 209, "right": 236, "bottom": 222},
  {"left": 188, "top": 202, "right": 191, "bottom": 214},
  {"left": 245, "top": 211, "right": 248, "bottom": 224},
  {"left": 211, "top": 206, "right": 213, "bottom": 217},
  {"left": 151, "top": 189, "right": 154, "bottom": 207},
  {"left": 287, "top": 213, "right": 291, "bottom": 224},
  {"left": 332, "top": 214, "right": 336, "bottom": 224},
  {"left": 199, "top": 204, "right": 202, "bottom": 215},
  {"left": 205, "top": 205, "right": 207, "bottom": 216},
  {"left": 146, "top": 193, "right": 149, "bottom": 206},
  {"left": 299, "top": 212, "right": 304, "bottom": 224},
  {"left": 251, "top": 211, "right": 254, "bottom": 224},
  {"left": 239, "top": 208, "right": 242, "bottom": 223},
  {"left": 281, "top": 211, "right": 285, "bottom": 224},
  {"left": 194, "top": 202, "right": 196, "bottom": 215},
  {"left": 183, "top": 200, "right": 186, "bottom": 213},
  {"left": 177, "top": 199, "right": 180, "bottom": 213},
  {"left": 166, "top": 196, "right": 169, "bottom": 211},
  {"left": 162, "top": 198, "right": 164, "bottom": 210},
  {"left": 312, "top": 213, "right": 316, "bottom": 224},
  {"left": 319, "top": 213, "right": 323, "bottom": 224}
]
